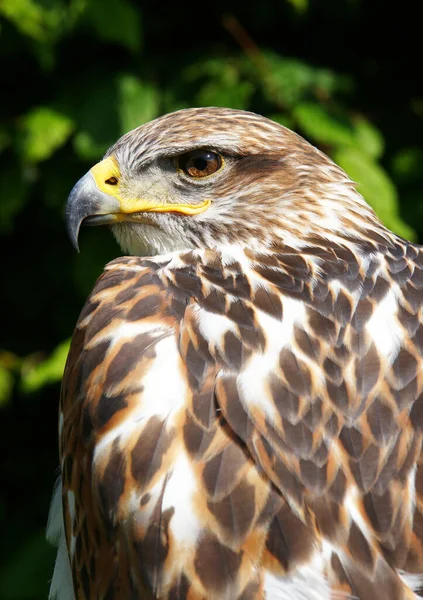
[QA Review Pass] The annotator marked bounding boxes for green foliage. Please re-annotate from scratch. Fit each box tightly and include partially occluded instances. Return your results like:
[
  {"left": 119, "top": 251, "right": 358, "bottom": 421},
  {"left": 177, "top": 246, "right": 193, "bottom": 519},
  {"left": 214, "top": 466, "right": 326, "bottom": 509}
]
[
  {"left": 0, "top": 364, "right": 14, "bottom": 407},
  {"left": 117, "top": 75, "right": 159, "bottom": 133},
  {"left": 294, "top": 102, "right": 357, "bottom": 146},
  {"left": 392, "top": 147, "right": 423, "bottom": 183},
  {"left": 286, "top": 0, "right": 309, "bottom": 14},
  {"left": 334, "top": 148, "right": 415, "bottom": 240},
  {"left": 21, "top": 340, "right": 71, "bottom": 393},
  {"left": 261, "top": 53, "right": 351, "bottom": 108},
  {"left": 1, "top": 2, "right": 422, "bottom": 598},
  {"left": 0, "top": 0, "right": 66, "bottom": 42},
  {"left": 293, "top": 102, "right": 385, "bottom": 159},
  {"left": 184, "top": 58, "right": 255, "bottom": 108},
  {"left": 290, "top": 103, "right": 404, "bottom": 232},
  {"left": 0, "top": 0, "right": 86, "bottom": 68},
  {"left": 83, "top": 0, "right": 142, "bottom": 53},
  {"left": 354, "top": 118, "right": 385, "bottom": 160},
  {"left": 19, "top": 107, "right": 74, "bottom": 162}
]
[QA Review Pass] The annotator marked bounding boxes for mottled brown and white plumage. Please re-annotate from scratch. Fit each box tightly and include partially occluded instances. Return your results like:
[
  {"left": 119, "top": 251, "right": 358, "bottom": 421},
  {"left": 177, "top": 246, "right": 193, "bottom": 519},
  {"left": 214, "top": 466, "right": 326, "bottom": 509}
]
[{"left": 48, "top": 107, "right": 423, "bottom": 600}]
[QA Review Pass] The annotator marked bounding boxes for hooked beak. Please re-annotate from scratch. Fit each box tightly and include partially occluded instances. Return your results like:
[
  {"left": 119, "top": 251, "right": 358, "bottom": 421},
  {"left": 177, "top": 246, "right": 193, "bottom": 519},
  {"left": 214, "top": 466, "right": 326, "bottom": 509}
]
[
  {"left": 65, "top": 156, "right": 211, "bottom": 251},
  {"left": 65, "top": 170, "right": 121, "bottom": 251}
]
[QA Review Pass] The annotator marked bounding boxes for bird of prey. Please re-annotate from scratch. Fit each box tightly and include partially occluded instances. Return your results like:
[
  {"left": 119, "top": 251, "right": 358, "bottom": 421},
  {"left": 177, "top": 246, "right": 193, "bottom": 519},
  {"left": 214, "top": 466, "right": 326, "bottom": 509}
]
[{"left": 47, "top": 107, "right": 423, "bottom": 600}]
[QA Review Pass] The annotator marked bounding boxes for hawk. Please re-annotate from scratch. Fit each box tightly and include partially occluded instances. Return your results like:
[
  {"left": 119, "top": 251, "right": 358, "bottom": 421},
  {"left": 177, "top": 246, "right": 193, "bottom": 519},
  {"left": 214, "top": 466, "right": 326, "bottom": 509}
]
[{"left": 47, "top": 107, "right": 423, "bottom": 600}]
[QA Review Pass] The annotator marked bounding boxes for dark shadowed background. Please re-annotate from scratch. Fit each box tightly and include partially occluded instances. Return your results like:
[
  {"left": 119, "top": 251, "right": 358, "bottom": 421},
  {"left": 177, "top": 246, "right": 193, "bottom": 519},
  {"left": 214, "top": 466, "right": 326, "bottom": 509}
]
[{"left": 0, "top": 0, "right": 422, "bottom": 597}]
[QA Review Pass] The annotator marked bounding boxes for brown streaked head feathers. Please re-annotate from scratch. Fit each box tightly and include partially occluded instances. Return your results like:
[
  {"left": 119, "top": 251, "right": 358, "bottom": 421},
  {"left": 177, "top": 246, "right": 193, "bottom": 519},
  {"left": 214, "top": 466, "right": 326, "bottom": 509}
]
[
  {"left": 51, "top": 107, "right": 423, "bottom": 600},
  {"left": 67, "top": 107, "right": 386, "bottom": 257}
]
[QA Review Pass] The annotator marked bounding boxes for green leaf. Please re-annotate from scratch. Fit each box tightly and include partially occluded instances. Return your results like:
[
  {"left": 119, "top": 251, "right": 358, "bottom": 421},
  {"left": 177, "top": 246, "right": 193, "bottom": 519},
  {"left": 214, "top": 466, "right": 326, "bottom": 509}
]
[
  {"left": 73, "top": 131, "right": 110, "bottom": 162},
  {"left": 263, "top": 56, "right": 315, "bottom": 107},
  {"left": 0, "top": 0, "right": 49, "bottom": 41},
  {"left": 184, "top": 60, "right": 253, "bottom": 109},
  {"left": 69, "top": 76, "right": 120, "bottom": 161},
  {"left": 392, "top": 147, "right": 423, "bottom": 183},
  {"left": 117, "top": 75, "right": 159, "bottom": 133},
  {"left": 0, "top": 0, "right": 85, "bottom": 43},
  {"left": 21, "top": 340, "right": 70, "bottom": 393},
  {"left": 196, "top": 79, "right": 253, "bottom": 109},
  {"left": 333, "top": 147, "right": 415, "bottom": 240},
  {"left": 84, "top": 0, "right": 142, "bottom": 53},
  {"left": 0, "top": 366, "right": 13, "bottom": 407},
  {"left": 258, "top": 54, "right": 352, "bottom": 108},
  {"left": 293, "top": 102, "right": 356, "bottom": 146},
  {"left": 286, "top": 0, "right": 308, "bottom": 13},
  {"left": 267, "top": 113, "right": 294, "bottom": 129},
  {"left": 19, "top": 107, "right": 74, "bottom": 162},
  {"left": 353, "top": 118, "right": 384, "bottom": 159},
  {"left": 184, "top": 57, "right": 236, "bottom": 80},
  {"left": 294, "top": 104, "right": 385, "bottom": 159}
]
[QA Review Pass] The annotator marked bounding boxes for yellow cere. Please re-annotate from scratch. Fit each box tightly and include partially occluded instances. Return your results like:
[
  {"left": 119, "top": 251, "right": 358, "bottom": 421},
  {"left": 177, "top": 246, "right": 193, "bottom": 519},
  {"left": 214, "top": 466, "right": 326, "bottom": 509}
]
[
  {"left": 90, "top": 156, "right": 211, "bottom": 216},
  {"left": 90, "top": 156, "right": 121, "bottom": 195}
]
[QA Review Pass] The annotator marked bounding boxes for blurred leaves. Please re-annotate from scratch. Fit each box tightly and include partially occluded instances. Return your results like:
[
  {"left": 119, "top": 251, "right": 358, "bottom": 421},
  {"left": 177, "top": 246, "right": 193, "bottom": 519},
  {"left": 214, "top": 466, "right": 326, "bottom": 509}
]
[
  {"left": 286, "top": 0, "right": 309, "bottom": 14},
  {"left": 184, "top": 58, "right": 255, "bottom": 108},
  {"left": 117, "top": 75, "right": 159, "bottom": 133},
  {"left": 261, "top": 53, "right": 352, "bottom": 108},
  {"left": 83, "top": 0, "right": 142, "bottom": 53},
  {"left": 0, "top": 0, "right": 86, "bottom": 68},
  {"left": 334, "top": 147, "right": 415, "bottom": 240},
  {"left": 289, "top": 102, "right": 402, "bottom": 228},
  {"left": 0, "top": 0, "right": 65, "bottom": 42},
  {"left": 0, "top": 364, "right": 14, "bottom": 407},
  {"left": 21, "top": 340, "right": 70, "bottom": 394},
  {"left": 392, "top": 147, "right": 423, "bottom": 183},
  {"left": 71, "top": 78, "right": 120, "bottom": 160},
  {"left": 0, "top": 339, "right": 70, "bottom": 408},
  {"left": 294, "top": 102, "right": 357, "bottom": 146},
  {"left": 293, "top": 102, "right": 385, "bottom": 159},
  {"left": 19, "top": 107, "right": 74, "bottom": 163},
  {"left": 354, "top": 118, "right": 384, "bottom": 159}
]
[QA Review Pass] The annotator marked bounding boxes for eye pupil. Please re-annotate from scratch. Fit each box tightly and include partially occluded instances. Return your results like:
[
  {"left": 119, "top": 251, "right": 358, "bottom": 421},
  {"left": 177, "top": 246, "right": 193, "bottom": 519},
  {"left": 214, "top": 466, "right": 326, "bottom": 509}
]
[
  {"left": 179, "top": 150, "right": 222, "bottom": 178},
  {"left": 194, "top": 157, "right": 208, "bottom": 171}
]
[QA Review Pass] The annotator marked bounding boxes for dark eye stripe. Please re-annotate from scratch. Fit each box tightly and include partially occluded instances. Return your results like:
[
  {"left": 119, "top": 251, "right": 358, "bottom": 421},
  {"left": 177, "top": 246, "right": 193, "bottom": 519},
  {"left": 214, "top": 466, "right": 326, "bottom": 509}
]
[{"left": 178, "top": 150, "right": 223, "bottom": 178}]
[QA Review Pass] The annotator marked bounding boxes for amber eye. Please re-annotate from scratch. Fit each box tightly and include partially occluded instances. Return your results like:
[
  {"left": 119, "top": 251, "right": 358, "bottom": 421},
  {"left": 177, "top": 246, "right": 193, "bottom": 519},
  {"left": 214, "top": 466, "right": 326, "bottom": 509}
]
[{"left": 178, "top": 150, "right": 222, "bottom": 178}]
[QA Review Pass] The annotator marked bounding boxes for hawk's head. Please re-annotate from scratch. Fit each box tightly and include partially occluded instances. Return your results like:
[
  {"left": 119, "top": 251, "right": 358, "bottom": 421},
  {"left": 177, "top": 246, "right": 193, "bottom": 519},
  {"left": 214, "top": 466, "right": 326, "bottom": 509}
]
[{"left": 66, "top": 107, "right": 384, "bottom": 256}]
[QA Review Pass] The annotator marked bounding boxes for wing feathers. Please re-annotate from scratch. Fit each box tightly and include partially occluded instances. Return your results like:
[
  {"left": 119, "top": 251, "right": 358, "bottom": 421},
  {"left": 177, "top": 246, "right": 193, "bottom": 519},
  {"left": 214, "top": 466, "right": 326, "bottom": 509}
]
[{"left": 57, "top": 242, "right": 423, "bottom": 598}]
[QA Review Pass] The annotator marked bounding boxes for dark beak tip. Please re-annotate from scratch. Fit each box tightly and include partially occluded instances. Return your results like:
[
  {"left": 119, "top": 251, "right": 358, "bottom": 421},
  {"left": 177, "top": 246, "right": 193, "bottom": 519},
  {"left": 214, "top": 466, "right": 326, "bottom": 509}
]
[
  {"left": 65, "top": 205, "right": 81, "bottom": 252},
  {"left": 65, "top": 173, "right": 96, "bottom": 252},
  {"left": 71, "top": 236, "right": 80, "bottom": 253}
]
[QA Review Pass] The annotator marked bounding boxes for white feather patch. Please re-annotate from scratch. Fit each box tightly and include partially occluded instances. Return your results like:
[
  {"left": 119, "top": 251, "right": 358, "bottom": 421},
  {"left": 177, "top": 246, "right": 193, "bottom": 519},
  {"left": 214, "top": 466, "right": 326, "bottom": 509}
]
[
  {"left": 263, "top": 553, "right": 331, "bottom": 600},
  {"left": 365, "top": 288, "right": 402, "bottom": 363},
  {"left": 162, "top": 452, "right": 201, "bottom": 548}
]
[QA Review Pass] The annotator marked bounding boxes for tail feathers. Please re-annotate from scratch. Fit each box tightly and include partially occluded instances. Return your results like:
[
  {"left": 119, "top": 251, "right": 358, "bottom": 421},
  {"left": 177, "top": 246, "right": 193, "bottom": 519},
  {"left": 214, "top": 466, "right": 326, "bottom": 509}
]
[{"left": 47, "top": 477, "right": 75, "bottom": 600}]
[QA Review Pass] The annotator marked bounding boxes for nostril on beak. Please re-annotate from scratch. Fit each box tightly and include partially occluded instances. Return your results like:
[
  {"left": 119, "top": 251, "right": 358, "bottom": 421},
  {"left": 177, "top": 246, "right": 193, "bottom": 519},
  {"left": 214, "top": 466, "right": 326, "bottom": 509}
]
[{"left": 105, "top": 177, "right": 118, "bottom": 185}]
